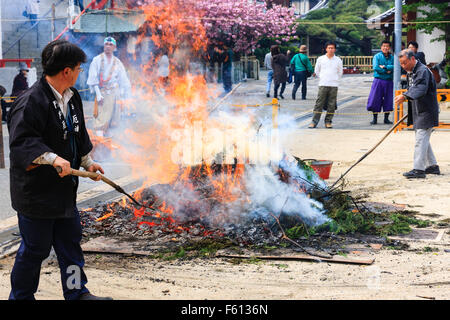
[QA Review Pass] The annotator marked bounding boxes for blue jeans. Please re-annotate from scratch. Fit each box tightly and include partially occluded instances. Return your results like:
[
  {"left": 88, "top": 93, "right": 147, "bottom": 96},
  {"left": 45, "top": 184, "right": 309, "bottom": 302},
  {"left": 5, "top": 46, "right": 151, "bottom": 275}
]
[
  {"left": 9, "top": 210, "right": 89, "bottom": 300},
  {"left": 266, "top": 70, "right": 273, "bottom": 93},
  {"left": 292, "top": 71, "right": 307, "bottom": 99},
  {"left": 28, "top": 14, "right": 37, "bottom": 27},
  {"left": 74, "top": 0, "right": 84, "bottom": 11}
]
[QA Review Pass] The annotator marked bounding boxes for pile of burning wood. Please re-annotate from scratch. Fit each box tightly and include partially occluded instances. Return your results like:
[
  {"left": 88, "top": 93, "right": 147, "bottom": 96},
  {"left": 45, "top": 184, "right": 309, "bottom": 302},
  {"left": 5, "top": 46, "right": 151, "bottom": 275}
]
[{"left": 79, "top": 157, "right": 340, "bottom": 248}]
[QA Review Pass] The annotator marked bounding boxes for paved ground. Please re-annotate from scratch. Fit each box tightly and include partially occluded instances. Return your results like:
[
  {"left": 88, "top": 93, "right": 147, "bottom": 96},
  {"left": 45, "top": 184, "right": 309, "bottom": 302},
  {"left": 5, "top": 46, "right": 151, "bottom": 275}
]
[
  {"left": 1, "top": 70, "right": 450, "bottom": 300},
  {"left": 1, "top": 69, "right": 448, "bottom": 248}
]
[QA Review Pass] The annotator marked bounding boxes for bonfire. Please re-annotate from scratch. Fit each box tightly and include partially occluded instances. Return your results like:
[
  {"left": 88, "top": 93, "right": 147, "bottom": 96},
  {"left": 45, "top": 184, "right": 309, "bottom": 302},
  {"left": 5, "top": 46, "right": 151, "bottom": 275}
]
[{"left": 80, "top": 0, "right": 430, "bottom": 261}]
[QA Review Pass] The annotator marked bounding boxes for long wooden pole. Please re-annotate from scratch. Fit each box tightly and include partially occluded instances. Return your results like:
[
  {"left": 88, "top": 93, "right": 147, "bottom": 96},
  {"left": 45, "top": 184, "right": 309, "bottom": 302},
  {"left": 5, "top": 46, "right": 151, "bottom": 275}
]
[
  {"left": 330, "top": 113, "right": 408, "bottom": 189},
  {"left": 56, "top": 166, "right": 143, "bottom": 207}
]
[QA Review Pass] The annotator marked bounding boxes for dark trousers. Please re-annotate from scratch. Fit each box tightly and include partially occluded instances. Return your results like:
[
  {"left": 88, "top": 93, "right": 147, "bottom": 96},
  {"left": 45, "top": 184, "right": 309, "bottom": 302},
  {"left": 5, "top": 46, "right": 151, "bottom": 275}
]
[
  {"left": 9, "top": 210, "right": 89, "bottom": 300},
  {"left": 312, "top": 86, "right": 338, "bottom": 125},
  {"left": 274, "top": 81, "right": 286, "bottom": 98},
  {"left": 74, "top": 0, "right": 85, "bottom": 11},
  {"left": 292, "top": 71, "right": 307, "bottom": 99},
  {"left": 1, "top": 100, "right": 9, "bottom": 121},
  {"left": 222, "top": 67, "right": 232, "bottom": 93}
]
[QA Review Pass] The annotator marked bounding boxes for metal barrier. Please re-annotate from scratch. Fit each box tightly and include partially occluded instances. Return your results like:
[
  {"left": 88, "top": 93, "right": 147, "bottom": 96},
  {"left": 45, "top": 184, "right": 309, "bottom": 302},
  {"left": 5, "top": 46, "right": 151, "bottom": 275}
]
[
  {"left": 394, "top": 89, "right": 450, "bottom": 132},
  {"left": 215, "top": 57, "right": 260, "bottom": 84},
  {"left": 309, "top": 56, "right": 373, "bottom": 72}
]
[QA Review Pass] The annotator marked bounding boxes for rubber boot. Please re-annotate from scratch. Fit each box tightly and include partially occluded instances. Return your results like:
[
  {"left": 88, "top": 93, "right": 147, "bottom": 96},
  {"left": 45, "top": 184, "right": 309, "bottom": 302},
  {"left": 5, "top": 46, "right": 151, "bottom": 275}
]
[{"left": 370, "top": 113, "right": 378, "bottom": 125}]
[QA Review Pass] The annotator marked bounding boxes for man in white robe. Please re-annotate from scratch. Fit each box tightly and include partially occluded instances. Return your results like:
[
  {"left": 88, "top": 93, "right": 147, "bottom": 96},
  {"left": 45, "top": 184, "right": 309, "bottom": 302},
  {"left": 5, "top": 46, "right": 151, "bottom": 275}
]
[{"left": 87, "top": 37, "right": 131, "bottom": 137}]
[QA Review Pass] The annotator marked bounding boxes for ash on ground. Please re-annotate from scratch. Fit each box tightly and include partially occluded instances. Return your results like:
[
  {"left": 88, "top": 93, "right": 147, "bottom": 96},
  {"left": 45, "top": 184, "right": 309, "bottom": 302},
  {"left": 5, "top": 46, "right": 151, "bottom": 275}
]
[{"left": 79, "top": 185, "right": 399, "bottom": 257}]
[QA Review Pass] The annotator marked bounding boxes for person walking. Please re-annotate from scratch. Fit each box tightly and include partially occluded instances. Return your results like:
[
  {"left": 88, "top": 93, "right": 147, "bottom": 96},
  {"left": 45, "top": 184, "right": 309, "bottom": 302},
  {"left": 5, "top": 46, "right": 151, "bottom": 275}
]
[
  {"left": 87, "top": 36, "right": 131, "bottom": 137},
  {"left": 286, "top": 49, "right": 294, "bottom": 84},
  {"left": 270, "top": 45, "right": 288, "bottom": 99},
  {"left": 290, "top": 45, "right": 314, "bottom": 100},
  {"left": 309, "top": 41, "right": 343, "bottom": 129},
  {"left": 7, "top": 39, "right": 111, "bottom": 300},
  {"left": 395, "top": 49, "right": 440, "bottom": 179},
  {"left": 222, "top": 43, "right": 233, "bottom": 94},
  {"left": 264, "top": 50, "right": 273, "bottom": 97},
  {"left": 214, "top": 43, "right": 233, "bottom": 95},
  {"left": 26, "top": 0, "right": 40, "bottom": 26},
  {"left": 366, "top": 40, "right": 394, "bottom": 125}
]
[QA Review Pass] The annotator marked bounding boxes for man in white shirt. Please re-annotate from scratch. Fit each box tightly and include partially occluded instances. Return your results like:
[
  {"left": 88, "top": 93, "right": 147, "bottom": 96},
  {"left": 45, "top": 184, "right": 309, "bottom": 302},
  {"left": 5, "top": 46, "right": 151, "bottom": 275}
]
[
  {"left": 87, "top": 37, "right": 131, "bottom": 137},
  {"left": 309, "top": 41, "right": 343, "bottom": 128}
]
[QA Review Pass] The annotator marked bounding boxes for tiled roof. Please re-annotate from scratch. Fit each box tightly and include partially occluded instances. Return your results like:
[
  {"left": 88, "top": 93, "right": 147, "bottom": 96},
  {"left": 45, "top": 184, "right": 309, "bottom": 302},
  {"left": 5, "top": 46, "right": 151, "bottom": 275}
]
[{"left": 365, "top": 0, "right": 406, "bottom": 24}]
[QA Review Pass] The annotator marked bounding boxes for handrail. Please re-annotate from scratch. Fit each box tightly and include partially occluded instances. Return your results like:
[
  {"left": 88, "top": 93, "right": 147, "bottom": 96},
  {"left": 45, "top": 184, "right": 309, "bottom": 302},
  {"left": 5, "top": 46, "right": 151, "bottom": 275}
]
[
  {"left": 2, "top": 0, "right": 65, "bottom": 57},
  {"left": 0, "top": 58, "right": 33, "bottom": 68}
]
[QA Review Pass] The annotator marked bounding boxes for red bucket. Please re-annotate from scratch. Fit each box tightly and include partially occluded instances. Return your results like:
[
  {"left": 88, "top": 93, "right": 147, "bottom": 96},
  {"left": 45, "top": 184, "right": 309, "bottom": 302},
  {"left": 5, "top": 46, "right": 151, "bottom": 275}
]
[{"left": 310, "top": 160, "right": 333, "bottom": 180}]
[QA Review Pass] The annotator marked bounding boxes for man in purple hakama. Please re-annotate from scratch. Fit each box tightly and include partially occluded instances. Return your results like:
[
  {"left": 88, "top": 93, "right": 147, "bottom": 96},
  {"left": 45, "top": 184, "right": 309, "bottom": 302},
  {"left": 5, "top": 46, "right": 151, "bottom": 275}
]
[{"left": 367, "top": 41, "right": 394, "bottom": 125}]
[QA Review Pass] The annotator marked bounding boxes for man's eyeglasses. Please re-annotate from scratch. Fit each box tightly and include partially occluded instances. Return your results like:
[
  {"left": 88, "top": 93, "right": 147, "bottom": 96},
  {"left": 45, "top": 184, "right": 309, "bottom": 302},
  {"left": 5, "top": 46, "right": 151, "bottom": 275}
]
[{"left": 65, "top": 66, "right": 84, "bottom": 73}]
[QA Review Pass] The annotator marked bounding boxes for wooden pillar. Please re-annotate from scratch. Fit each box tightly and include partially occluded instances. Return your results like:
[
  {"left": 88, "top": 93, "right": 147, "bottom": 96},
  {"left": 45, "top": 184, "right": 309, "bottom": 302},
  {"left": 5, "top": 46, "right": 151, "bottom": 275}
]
[{"left": 407, "top": 10, "right": 417, "bottom": 43}]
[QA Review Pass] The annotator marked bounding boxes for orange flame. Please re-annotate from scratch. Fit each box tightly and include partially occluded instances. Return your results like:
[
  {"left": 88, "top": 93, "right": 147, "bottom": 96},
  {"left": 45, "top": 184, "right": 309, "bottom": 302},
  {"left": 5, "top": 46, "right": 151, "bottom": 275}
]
[{"left": 96, "top": 212, "right": 113, "bottom": 222}]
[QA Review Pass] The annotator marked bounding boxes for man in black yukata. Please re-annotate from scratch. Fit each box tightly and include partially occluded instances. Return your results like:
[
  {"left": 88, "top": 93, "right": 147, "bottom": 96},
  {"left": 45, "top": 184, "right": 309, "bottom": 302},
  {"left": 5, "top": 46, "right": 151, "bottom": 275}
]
[{"left": 8, "top": 40, "right": 112, "bottom": 300}]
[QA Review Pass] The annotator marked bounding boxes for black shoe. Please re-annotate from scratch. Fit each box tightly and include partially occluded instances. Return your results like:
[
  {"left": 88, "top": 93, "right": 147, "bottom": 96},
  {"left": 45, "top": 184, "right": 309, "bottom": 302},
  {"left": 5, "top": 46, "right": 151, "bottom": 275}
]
[
  {"left": 279, "top": 94, "right": 284, "bottom": 99},
  {"left": 79, "top": 293, "right": 113, "bottom": 300},
  {"left": 384, "top": 113, "right": 392, "bottom": 124},
  {"left": 266, "top": 93, "right": 270, "bottom": 98},
  {"left": 403, "top": 169, "right": 426, "bottom": 179},
  {"left": 370, "top": 120, "right": 377, "bottom": 125},
  {"left": 425, "top": 165, "right": 440, "bottom": 175}
]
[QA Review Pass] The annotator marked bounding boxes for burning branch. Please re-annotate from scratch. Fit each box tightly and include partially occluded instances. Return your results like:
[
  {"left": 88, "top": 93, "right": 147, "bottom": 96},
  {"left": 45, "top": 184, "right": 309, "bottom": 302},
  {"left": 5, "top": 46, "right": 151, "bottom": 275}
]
[{"left": 268, "top": 212, "right": 331, "bottom": 259}]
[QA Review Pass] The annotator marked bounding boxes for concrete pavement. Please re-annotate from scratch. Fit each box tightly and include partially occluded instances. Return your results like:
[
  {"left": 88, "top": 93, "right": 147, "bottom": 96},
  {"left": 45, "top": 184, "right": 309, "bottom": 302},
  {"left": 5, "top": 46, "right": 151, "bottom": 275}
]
[{"left": 1, "top": 70, "right": 435, "bottom": 256}]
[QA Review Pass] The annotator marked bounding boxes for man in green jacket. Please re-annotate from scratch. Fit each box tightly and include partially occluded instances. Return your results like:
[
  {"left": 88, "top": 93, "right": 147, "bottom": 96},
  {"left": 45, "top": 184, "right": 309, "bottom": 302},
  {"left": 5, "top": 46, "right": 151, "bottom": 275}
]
[{"left": 290, "top": 45, "right": 314, "bottom": 100}]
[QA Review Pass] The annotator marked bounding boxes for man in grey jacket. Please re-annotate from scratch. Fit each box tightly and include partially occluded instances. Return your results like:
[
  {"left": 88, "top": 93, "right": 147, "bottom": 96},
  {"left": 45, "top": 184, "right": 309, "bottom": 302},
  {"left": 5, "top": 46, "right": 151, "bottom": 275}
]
[{"left": 394, "top": 49, "right": 440, "bottom": 179}]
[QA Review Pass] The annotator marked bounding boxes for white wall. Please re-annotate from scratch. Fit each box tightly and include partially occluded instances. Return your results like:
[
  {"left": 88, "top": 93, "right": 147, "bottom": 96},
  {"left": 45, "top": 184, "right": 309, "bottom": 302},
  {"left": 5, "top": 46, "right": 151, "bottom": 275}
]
[
  {"left": 416, "top": 29, "right": 446, "bottom": 64},
  {"left": 416, "top": 5, "right": 446, "bottom": 64},
  {"left": 292, "top": 0, "right": 310, "bottom": 15}
]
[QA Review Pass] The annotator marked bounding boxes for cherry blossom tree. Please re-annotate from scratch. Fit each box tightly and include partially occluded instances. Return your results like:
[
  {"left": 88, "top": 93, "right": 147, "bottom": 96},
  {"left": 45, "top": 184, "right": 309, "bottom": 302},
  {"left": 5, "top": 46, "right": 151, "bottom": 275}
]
[
  {"left": 138, "top": 0, "right": 298, "bottom": 53},
  {"left": 195, "top": 0, "right": 298, "bottom": 53}
]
